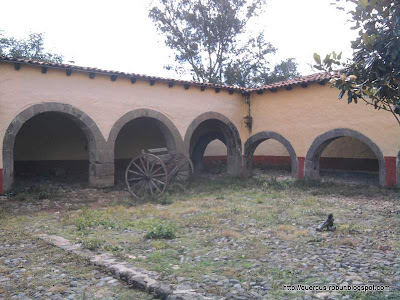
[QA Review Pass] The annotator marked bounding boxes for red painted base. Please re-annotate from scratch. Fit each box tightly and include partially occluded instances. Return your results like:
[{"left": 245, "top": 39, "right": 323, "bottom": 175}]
[
  {"left": 204, "top": 155, "right": 381, "bottom": 181},
  {"left": 203, "top": 156, "right": 226, "bottom": 162},
  {"left": 384, "top": 157, "right": 396, "bottom": 187},
  {"left": 0, "top": 168, "right": 3, "bottom": 195}
]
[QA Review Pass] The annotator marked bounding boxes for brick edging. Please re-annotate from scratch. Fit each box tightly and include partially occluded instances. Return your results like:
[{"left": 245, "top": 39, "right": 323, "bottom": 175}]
[{"left": 37, "top": 234, "right": 213, "bottom": 300}]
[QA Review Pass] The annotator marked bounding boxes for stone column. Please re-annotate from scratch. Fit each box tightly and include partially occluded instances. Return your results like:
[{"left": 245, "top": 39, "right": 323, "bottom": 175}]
[
  {"left": 304, "top": 158, "right": 320, "bottom": 181},
  {"left": 1, "top": 150, "right": 14, "bottom": 194},
  {"left": 89, "top": 146, "right": 115, "bottom": 188}
]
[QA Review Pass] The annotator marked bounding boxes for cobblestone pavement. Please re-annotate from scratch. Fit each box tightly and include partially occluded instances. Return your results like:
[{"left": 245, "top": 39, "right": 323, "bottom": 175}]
[
  {"left": 0, "top": 232, "right": 153, "bottom": 299},
  {"left": 1, "top": 174, "right": 399, "bottom": 300}
]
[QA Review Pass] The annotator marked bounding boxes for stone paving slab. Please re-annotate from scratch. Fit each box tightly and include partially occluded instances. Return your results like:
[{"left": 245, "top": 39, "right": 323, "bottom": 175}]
[
  {"left": 0, "top": 232, "right": 154, "bottom": 300},
  {"left": 38, "top": 234, "right": 217, "bottom": 300}
]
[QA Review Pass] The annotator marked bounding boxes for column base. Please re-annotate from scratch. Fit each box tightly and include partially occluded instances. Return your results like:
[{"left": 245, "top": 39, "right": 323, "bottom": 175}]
[{"left": 89, "top": 175, "right": 114, "bottom": 188}]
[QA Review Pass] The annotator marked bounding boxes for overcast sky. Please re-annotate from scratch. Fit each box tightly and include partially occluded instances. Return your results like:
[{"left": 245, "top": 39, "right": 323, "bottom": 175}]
[{"left": 0, "top": 0, "right": 356, "bottom": 79}]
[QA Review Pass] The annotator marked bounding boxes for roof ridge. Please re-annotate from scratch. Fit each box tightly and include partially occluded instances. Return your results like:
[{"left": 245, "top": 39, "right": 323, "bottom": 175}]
[{"left": 0, "top": 56, "right": 331, "bottom": 93}]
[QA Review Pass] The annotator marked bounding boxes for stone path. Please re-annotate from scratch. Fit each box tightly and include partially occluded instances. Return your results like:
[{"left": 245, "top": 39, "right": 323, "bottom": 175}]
[
  {"left": 38, "top": 234, "right": 212, "bottom": 300},
  {"left": 1, "top": 176, "right": 399, "bottom": 300},
  {"left": 0, "top": 232, "right": 153, "bottom": 300}
]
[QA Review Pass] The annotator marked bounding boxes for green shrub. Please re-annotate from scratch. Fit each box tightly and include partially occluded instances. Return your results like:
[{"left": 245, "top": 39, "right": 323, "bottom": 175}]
[{"left": 145, "top": 222, "right": 177, "bottom": 240}]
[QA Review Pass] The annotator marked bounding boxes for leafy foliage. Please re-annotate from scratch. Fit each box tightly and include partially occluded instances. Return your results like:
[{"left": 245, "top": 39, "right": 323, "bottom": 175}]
[
  {"left": 149, "top": 0, "right": 299, "bottom": 87},
  {"left": 145, "top": 222, "right": 177, "bottom": 239},
  {"left": 313, "top": 0, "right": 400, "bottom": 126},
  {"left": 0, "top": 30, "right": 63, "bottom": 63}
]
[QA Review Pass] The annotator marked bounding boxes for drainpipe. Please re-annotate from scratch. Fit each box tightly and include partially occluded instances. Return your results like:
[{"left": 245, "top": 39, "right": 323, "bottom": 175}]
[{"left": 243, "top": 92, "right": 252, "bottom": 131}]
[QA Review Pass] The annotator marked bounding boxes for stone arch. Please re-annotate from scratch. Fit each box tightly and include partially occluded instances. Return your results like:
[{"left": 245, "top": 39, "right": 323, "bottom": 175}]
[
  {"left": 107, "top": 108, "right": 184, "bottom": 154},
  {"left": 305, "top": 128, "right": 385, "bottom": 186},
  {"left": 184, "top": 112, "right": 242, "bottom": 176},
  {"left": 244, "top": 131, "right": 298, "bottom": 177},
  {"left": 2, "top": 102, "right": 107, "bottom": 193}
]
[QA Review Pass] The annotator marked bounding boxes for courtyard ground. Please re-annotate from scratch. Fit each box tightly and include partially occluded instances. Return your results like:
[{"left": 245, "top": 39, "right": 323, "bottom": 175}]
[{"left": 0, "top": 170, "right": 399, "bottom": 299}]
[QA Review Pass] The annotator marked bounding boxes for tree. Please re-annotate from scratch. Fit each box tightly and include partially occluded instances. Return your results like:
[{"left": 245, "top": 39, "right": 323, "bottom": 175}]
[
  {"left": 0, "top": 30, "right": 63, "bottom": 63},
  {"left": 314, "top": 0, "right": 400, "bottom": 126},
  {"left": 149, "top": 0, "right": 299, "bottom": 87}
]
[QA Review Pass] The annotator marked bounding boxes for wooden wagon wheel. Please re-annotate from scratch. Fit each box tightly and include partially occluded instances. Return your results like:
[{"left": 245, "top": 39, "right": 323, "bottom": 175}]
[
  {"left": 125, "top": 153, "right": 168, "bottom": 199},
  {"left": 170, "top": 154, "right": 194, "bottom": 188}
]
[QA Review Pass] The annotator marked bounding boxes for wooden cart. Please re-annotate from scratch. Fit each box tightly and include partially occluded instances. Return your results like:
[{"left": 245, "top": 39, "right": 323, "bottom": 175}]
[{"left": 125, "top": 148, "right": 194, "bottom": 199}]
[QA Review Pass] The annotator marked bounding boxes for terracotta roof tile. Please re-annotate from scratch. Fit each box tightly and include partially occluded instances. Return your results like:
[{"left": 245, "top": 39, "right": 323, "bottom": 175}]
[
  {"left": 249, "top": 72, "right": 332, "bottom": 92},
  {"left": 0, "top": 56, "right": 331, "bottom": 93}
]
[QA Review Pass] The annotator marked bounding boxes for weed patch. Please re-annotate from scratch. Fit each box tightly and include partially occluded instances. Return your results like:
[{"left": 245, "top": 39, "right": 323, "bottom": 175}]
[
  {"left": 79, "top": 237, "right": 104, "bottom": 251},
  {"left": 73, "top": 207, "right": 116, "bottom": 231},
  {"left": 145, "top": 222, "right": 177, "bottom": 240}
]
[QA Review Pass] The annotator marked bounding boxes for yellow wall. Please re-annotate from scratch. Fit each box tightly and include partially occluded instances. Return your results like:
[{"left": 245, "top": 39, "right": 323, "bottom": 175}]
[
  {"left": 1, "top": 61, "right": 399, "bottom": 171},
  {"left": 0, "top": 63, "right": 246, "bottom": 168},
  {"left": 204, "top": 139, "right": 227, "bottom": 156},
  {"left": 204, "top": 133, "right": 378, "bottom": 159},
  {"left": 250, "top": 85, "right": 400, "bottom": 158},
  {"left": 115, "top": 118, "right": 166, "bottom": 159},
  {"left": 321, "top": 137, "right": 377, "bottom": 159}
]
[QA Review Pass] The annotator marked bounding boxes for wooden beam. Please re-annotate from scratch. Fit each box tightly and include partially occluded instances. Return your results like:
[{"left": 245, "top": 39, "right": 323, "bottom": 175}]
[
  {"left": 41, "top": 67, "right": 48, "bottom": 74},
  {"left": 215, "top": 88, "right": 221, "bottom": 93},
  {"left": 184, "top": 84, "right": 190, "bottom": 90},
  {"left": 66, "top": 69, "right": 72, "bottom": 76},
  {"left": 89, "top": 72, "right": 96, "bottom": 79},
  {"left": 111, "top": 75, "right": 117, "bottom": 81},
  {"left": 228, "top": 89, "right": 234, "bottom": 95},
  {"left": 168, "top": 81, "right": 174, "bottom": 88},
  {"left": 149, "top": 80, "right": 155, "bottom": 86},
  {"left": 14, "top": 63, "right": 21, "bottom": 71},
  {"left": 130, "top": 77, "right": 137, "bottom": 84},
  {"left": 200, "top": 86, "right": 206, "bottom": 92}
]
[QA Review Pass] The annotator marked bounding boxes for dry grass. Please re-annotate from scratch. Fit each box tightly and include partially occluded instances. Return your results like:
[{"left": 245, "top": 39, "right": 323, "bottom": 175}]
[
  {"left": 274, "top": 224, "right": 309, "bottom": 240},
  {"left": 219, "top": 229, "right": 241, "bottom": 239},
  {"left": 1, "top": 173, "right": 399, "bottom": 299}
]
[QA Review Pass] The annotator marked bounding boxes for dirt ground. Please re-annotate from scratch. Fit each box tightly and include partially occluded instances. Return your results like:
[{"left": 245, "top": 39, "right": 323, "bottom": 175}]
[{"left": 0, "top": 170, "right": 399, "bottom": 300}]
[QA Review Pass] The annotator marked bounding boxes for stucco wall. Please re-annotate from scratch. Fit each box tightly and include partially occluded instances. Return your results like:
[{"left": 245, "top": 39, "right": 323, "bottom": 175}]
[
  {"left": 1, "top": 60, "right": 399, "bottom": 190},
  {"left": 13, "top": 112, "right": 168, "bottom": 161},
  {"left": 14, "top": 112, "right": 88, "bottom": 161},
  {"left": 250, "top": 85, "right": 400, "bottom": 158},
  {"left": 205, "top": 134, "right": 377, "bottom": 159},
  {"left": 205, "top": 138, "right": 288, "bottom": 156},
  {"left": 0, "top": 62, "right": 246, "bottom": 169},
  {"left": 115, "top": 118, "right": 167, "bottom": 159},
  {"left": 321, "top": 137, "right": 377, "bottom": 159}
]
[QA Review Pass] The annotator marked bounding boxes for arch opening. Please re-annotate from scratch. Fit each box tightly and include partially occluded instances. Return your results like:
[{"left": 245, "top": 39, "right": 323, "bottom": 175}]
[
  {"left": 114, "top": 117, "right": 177, "bottom": 182},
  {"left": 13, "top": 112, "right": 91, "bottom": 187},
  {"left": 305, "top": 129, "right": 385, "bottom": 186},
  {"left": 203, "top": 139, "right": 228, "bottom": 174},
  {"left": 253, "top": 140, "right": 292, "bottom": 174},
  {"left": 244, "top": 131, "right": 298, "bottom": 178},
  {"left": 185, "top": 113, "right": 242, "bottom": 176},
  {"left": 2, "top": 103, "right": 106, "bottom": 193}
]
